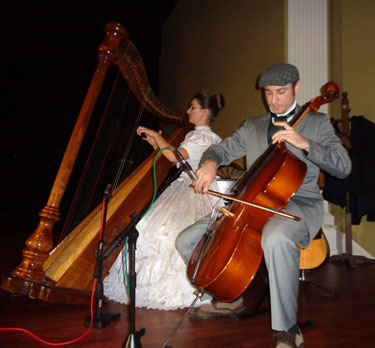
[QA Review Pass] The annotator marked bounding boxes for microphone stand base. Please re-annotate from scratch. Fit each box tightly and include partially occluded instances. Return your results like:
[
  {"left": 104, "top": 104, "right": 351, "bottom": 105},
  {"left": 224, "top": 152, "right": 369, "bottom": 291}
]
[
  {"left": 122, "top": 328, "right": 145, "bottom": 348},
  {"left": 84, "top": 312, "right": 121, "bottom": 329}
]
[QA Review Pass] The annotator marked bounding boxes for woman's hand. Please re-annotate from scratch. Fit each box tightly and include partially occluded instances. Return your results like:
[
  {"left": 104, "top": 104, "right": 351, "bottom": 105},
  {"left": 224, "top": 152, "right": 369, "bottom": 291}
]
[
  {"left": 137, "top": 126, "right": 162, "bottom": 150},
  {"left": 272, "top": 121, "right": 310, "bottom": 152}
]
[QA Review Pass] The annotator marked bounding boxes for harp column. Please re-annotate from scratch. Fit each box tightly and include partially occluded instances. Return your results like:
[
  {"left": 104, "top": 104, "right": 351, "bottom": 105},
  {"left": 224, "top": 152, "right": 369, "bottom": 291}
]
[{"left": 287, "top": 0, "right": 328, "bottom": 113}]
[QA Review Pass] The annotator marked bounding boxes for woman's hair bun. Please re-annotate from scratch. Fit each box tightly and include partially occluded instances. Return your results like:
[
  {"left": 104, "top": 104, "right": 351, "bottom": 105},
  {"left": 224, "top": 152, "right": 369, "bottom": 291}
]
[{"left": 192, "top": 91, "right": 225, "bottom": 120}]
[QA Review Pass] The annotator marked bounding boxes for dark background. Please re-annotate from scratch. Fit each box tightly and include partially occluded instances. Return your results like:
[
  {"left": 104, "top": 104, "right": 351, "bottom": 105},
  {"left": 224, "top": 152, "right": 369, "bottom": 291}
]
[{"left": 0, "top": 1, "right": 178, "bottom": 232}]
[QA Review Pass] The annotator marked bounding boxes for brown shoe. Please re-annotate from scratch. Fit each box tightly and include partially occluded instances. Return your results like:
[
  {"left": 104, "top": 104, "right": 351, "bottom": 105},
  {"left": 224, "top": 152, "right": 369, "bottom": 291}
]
[
  {"left": 189, "top": 297, "right": 246, "bottom": 319},
  {"left": 276, "top": 329, "right": 304, "bottom": 348}
]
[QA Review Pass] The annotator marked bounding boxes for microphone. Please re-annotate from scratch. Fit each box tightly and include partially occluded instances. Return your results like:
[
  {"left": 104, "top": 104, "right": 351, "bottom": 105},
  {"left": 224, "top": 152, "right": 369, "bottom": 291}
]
[
  {"left": 104, "top": 183, "right": 112, "bottom": 198},
  {"left": 174, "top": 149, "right": 198, "bottom": 181}
]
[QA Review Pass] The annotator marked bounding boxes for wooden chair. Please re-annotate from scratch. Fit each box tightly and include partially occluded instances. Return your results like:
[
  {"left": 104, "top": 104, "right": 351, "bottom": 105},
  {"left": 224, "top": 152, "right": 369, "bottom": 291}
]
[{"left": 298, "top": 229, "right": 338, "bottom": 297}]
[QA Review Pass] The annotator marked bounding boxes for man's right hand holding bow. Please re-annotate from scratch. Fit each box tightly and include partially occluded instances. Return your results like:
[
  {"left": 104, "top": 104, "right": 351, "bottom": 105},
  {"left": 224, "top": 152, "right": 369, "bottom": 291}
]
[{"left": 192, "top": 160, "right": 218, "bottom": 194}]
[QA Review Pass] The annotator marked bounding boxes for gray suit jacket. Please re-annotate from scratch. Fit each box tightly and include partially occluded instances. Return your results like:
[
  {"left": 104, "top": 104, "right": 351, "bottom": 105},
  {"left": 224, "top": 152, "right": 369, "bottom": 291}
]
[{"left": 200, "top": 107, "right": 352, "bottom": 238}]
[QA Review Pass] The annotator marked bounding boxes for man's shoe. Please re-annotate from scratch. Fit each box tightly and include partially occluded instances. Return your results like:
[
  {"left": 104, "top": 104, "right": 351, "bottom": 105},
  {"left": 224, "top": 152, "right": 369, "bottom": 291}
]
[
  {"left": 189, "top": 297, "right": 246, "bottom": 319},
  {"left": 276, "top": 329, "right": 304, "bottom": 348}
]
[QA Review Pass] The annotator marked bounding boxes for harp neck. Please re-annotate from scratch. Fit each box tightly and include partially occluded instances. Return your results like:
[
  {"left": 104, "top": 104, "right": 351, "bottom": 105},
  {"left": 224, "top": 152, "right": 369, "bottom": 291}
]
[{"left": 102, "top": 22, "right": 185, "bottom": 124}]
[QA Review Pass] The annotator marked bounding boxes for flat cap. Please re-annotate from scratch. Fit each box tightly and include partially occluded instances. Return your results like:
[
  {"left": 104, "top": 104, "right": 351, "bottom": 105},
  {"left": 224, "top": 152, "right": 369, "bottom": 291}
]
[{"left": 258, "top": 63, "right": 300, "bottom": 88}]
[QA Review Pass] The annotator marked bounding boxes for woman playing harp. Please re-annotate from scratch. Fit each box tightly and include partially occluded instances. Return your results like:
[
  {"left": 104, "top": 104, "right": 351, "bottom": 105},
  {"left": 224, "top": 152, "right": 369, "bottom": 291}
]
[{"left": 104, "top": 91, "right": 225, "bottom": 310}]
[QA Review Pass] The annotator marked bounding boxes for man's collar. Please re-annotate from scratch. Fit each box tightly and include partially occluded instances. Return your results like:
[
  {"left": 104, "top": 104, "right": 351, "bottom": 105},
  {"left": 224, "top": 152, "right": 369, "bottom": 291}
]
[{"left": 269, "top": 100, "right": 297, "bottom": 117}]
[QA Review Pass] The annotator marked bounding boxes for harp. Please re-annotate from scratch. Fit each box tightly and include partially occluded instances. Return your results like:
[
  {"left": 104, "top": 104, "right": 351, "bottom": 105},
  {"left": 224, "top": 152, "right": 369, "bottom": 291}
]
[{"left": 1, "top": 22, "right": 190, "bottom": 304}]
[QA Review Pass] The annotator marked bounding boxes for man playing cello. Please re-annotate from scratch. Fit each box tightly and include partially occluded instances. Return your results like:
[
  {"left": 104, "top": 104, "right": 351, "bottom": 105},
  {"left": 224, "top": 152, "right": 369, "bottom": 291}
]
[{"left": 176, "top": 63, "right": 351, "bottom": 347}]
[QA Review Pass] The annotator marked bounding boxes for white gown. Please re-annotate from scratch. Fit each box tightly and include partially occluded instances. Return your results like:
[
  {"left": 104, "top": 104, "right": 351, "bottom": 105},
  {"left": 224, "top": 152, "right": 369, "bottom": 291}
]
[{"left": 103, "top": 126, "right": 222, "bottom": 310}]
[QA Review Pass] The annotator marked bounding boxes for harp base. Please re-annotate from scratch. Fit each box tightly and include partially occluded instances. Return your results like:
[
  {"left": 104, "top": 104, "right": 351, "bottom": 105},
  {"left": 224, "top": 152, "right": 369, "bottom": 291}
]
[{"left": 0, "top": 273, "right": 91, "bottom": 305}]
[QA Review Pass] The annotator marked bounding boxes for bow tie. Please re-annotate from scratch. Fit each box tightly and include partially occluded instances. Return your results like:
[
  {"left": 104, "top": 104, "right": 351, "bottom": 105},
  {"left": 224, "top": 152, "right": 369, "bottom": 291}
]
[
  {"left": 270, "top": 107, "right": 296, "bottom": 122},
  {"left": 271, "top": 114, "right": 288, "bottom": 123}
]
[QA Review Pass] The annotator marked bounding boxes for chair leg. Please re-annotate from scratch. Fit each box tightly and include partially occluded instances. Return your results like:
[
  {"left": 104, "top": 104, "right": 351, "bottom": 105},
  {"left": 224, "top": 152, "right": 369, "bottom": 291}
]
[
  {"left": 298, "top": 268, "right": 338, "bottom": 330},
  {"left": 299, "top": 269, "right": 339, "bottom": 298}
]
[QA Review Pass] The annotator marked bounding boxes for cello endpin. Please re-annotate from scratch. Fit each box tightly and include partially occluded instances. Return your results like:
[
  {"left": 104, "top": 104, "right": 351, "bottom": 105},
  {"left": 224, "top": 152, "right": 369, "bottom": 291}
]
[{"left": 193, "top": 289, "right": 205, "bottom": 298}]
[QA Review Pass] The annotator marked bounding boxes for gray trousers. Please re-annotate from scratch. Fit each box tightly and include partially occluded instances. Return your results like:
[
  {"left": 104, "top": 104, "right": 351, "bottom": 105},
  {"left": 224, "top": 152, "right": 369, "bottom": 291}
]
[{"left": 176, "top": 199, "right": 312, "bottom": 331}]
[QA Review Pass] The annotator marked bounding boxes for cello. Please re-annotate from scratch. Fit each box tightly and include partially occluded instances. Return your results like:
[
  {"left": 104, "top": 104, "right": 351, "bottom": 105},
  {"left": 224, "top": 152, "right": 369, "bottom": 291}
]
[{"left": 187, "top": 82, "right": 340, "bottom": 302}]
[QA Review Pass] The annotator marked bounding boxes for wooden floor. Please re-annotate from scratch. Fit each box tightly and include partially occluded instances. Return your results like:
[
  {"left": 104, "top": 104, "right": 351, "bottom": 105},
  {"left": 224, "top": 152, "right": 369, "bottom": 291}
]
[{"left": 0, "top": 229, "right": 375, "bottom": 348}]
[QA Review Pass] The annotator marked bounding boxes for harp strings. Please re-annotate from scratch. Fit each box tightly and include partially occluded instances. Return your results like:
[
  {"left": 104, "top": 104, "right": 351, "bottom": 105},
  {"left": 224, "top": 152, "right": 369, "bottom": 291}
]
[
  {"left": 111, "top": 85, "right": 151, "bottom": 193},
  {"left": 57, "top": 71, "right": 127, "bottom": 242},
  {"left": 58, "top": 59, "right": 150, "bottom": 243}
]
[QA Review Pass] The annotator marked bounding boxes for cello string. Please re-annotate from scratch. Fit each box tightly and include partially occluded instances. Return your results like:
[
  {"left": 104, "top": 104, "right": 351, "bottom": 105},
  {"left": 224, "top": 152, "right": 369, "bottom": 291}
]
[{"left": 189, "top": 206, "right": 220, "bottom": 283}]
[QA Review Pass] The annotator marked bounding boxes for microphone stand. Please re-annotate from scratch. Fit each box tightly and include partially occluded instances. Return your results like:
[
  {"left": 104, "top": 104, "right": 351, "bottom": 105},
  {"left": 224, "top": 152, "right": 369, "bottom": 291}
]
[
  {"left": 85, "top": 184, "right": 121, "bottom": 328},
  {"left": 103, "top": 212, "right": 145, "bottom": 348}
]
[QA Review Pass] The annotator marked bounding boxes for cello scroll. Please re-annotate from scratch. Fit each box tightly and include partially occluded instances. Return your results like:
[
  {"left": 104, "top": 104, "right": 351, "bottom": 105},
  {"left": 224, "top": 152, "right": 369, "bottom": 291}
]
[
  {"left": 309, "top": 81, "right": 340, "bottom": 114},
  {"left": 292, "top": 81, "right": 339, "bottom": 129}
]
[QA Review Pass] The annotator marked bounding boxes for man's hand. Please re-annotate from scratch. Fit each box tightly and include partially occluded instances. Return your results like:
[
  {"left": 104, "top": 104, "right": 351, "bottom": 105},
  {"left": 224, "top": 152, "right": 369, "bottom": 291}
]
[
  {"left": 272, "top": 121, "right": 310, "bottom": 152},
  {"left": 192, "top": 160, "right": 218, "bottom": 193}
]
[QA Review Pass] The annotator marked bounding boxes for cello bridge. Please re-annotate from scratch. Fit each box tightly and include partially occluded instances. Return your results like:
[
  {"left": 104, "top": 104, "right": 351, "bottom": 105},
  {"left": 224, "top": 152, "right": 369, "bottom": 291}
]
[{"left": 215, "top": 206, "right": 235, "bottom": 218}]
